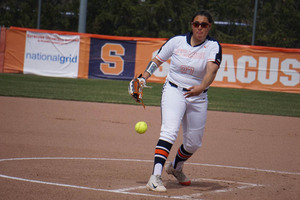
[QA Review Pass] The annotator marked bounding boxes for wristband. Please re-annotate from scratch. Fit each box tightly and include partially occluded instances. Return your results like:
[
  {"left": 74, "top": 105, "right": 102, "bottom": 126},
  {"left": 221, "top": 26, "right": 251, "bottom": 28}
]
[{"left": 145, "top": 61, "right": 158, "bottom": 76}]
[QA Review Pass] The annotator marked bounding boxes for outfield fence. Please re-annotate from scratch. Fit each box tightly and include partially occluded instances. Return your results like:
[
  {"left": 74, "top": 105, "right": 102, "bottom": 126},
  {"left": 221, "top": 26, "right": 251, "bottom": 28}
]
[{"left": 0, "top": 27, "right": 299, "bottom": 93}]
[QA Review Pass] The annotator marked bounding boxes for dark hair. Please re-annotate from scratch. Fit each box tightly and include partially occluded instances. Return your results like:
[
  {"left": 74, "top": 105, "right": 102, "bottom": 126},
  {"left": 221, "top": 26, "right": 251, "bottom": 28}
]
[{"left": 191, "top": 10, "right": 213, "bottom": 23}]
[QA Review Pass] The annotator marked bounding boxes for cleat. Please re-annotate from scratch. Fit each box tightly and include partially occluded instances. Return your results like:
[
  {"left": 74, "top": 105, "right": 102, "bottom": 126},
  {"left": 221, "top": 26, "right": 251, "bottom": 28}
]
[
  {"left": 165, "top": 162, "right": 191, "bottom": 186},
  {"left": 146, "top": 175, "right": 167, "bottom": 192}
]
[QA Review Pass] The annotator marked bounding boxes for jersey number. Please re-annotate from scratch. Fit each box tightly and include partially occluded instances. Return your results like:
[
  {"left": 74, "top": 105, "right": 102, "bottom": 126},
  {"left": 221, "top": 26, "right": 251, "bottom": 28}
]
[{"left": 180, "top": 65, "right": 194, "bottom": 75}]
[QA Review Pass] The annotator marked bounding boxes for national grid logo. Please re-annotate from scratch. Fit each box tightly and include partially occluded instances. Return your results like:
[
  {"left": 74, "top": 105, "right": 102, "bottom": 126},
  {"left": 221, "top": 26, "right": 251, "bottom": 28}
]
[{"left": 25, "top": 52, "right": 78, "bottom": 64}]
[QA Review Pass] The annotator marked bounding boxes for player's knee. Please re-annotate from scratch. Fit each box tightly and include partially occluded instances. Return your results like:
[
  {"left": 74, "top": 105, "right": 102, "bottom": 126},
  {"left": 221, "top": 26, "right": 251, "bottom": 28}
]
[
  {"left": 159, "top": 133, "right": 177, "bottom": 144},
  {"left": 184, "top": 143, "right": 202, "bottom": 154},
  {"left": 183, "top": 132, "right": 204, "bottom": 153}
]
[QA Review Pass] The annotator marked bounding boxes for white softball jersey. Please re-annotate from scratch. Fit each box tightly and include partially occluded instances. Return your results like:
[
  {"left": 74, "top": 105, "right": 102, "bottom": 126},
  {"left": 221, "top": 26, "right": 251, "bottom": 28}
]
[
  {"left": 156, "top": 32, "right": 222, "bottom": 153},
  {"left": 156, "top": 32, "right": 222, "bottom": 89}
]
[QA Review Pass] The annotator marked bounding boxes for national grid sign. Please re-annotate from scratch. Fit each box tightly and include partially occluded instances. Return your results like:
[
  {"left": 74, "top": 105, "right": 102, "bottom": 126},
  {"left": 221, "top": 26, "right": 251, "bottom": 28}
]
[{"left": 23, "top": 31, "right": 80, "bottom": 78}]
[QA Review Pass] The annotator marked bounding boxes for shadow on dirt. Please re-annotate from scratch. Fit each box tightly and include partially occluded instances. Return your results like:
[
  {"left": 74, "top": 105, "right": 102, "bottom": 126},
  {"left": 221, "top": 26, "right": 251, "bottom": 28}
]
[{"left": 165, "top": 180, "right": 228, "bottom": 192}]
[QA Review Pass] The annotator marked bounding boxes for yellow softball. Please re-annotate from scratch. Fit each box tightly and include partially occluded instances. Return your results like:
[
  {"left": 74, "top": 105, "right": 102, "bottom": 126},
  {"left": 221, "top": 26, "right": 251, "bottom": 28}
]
[{"left": 135, "top": 121, "right": 148, "bottom": 134}]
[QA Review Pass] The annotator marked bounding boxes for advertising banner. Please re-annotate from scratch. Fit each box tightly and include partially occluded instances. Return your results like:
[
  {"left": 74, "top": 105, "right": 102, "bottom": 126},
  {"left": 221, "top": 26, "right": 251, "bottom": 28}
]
[
  {"left": 23, "top": 31, "right": 80, "bottom": 78},
  {"left": 212, "top": 44, "right": 300, "bottom": 93},
  {"left": 88, "top": 38, "right": 136, "bottom": 80},
  {"left": 3, "top": 27, "right": 300, "bottom": 93}
]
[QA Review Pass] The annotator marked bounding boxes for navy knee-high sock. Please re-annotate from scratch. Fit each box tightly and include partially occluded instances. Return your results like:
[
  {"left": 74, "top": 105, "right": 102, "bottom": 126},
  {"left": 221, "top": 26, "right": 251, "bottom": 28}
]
[
  {"left": 152, "top": 139, "right": 173, "bottom": 175},
  {"left": 173, "top": 144, "right": 193, "bottom": 170}
]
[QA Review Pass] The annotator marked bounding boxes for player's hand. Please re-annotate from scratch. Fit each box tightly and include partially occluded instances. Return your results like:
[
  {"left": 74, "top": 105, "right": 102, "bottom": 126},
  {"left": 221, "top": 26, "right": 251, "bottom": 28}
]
[
  {"left": 137, "top": 76, "right": 146, "bottom": 88},
  {"left": 128, "top": 74, "right": 145, "bottom": 106},
  {"left": 184, "top": 85, "right": 205, "bottom": 98}
]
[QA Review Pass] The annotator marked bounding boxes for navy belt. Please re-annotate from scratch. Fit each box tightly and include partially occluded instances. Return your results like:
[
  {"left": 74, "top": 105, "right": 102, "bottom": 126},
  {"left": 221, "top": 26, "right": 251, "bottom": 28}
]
[{"left": 169, "top": 81, "right": 208, "bottom": 93}]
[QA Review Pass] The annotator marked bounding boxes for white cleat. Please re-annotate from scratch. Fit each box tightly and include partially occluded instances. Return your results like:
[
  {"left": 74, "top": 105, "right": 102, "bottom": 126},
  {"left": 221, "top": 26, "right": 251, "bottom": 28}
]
[
  {"left": 146, "top": 175, "right": 167, "bottom": 192},
  {"left": 165, "top": 162, "right": 191, "bottom": 186}
]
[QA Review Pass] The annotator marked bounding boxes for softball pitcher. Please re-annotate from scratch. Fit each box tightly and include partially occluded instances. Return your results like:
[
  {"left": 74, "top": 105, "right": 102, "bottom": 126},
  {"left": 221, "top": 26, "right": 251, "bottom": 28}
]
[{"left": 133, "top": 10, "right": 222, "bottom": 192}]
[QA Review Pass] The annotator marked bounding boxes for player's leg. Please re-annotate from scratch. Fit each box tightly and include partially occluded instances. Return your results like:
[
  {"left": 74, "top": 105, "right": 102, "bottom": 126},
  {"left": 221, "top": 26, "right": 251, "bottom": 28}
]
[
  {"left": 182, "top": 98, "right": 208, "bottom": 153},
  {"left": 167, "top": 97, "right": 208, "bottom": 185},
  {"left": 165, "top": 143, "right": 192, "bottom": 185},
  {"left": 155, "top": 83, "right": 187, "bottom": 174},
  {"left": 147, "top": 83, "right": 186, "bottom": 192},
  {"left": 152, "top": 139, "right": 172, "bottom": 175},
  {"left": 146, "top": 139, "right": 172, "bottom": 192}
]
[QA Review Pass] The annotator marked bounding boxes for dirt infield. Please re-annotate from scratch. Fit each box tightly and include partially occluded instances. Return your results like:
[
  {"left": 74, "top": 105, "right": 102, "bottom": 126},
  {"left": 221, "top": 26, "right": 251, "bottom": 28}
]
[{"left": 0, "top": 96, "right": 299, "bottom": 200}]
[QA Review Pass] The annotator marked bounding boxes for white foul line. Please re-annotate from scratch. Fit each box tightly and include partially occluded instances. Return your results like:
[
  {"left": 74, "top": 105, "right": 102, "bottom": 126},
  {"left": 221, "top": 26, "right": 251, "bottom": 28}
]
[
  {"left": 0, "top": 157, "right": 298, "bottom": 199},
  {"left": 188, "top": 162, "right": 300, "bottom": 176},
  {"left": 0, "top": 173, "right": 204, "bottom": 200},
  {"left": 0, "top": 173, "right": 261, "bottom": 200},
  {"left": 0, "top": 157, "right": 299, "bottom": 176}
]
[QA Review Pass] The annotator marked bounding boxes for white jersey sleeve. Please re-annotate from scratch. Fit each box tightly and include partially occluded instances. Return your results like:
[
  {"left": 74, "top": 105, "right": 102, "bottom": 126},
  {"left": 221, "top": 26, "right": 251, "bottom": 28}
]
[
  {"left": 207, "top": 41, "right": 222, "bottom": 66},
  {"left": 155, "top": 37, "right": 178, "bottom": 63}
]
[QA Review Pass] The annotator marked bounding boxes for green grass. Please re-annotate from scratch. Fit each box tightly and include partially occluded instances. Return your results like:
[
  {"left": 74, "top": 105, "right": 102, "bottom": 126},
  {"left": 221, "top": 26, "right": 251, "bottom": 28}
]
[
  {"left": 0, "top": 73, "right": 299, "bottom": 117},
  {"left": 207, "top": 87, "right": 300, "bottom": 117}
]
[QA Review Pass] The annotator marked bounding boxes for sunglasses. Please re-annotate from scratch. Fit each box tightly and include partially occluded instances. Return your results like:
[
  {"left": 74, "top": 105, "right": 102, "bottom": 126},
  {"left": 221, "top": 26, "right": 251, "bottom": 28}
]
[{"left": 191, "top": 21, "right": 210, "bottom": 28}]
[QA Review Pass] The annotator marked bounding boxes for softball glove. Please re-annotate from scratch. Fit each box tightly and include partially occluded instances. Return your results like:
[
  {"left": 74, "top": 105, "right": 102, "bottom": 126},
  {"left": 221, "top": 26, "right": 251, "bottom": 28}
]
[{"left": 128, "top": 74, "right": 146, "bottom": 108}]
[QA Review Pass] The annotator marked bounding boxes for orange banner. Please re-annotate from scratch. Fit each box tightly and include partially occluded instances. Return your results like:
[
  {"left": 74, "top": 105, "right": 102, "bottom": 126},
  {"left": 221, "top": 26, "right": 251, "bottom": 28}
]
[
  {"left": 3, "top": 29, "right": 26, "bottom": 73},
  {"left": 213, "top": 44, "right": 300, "bottom": 93},
  {"left": 0, "top": 27, "right": 7, "bottom": 73},
  {"left": 3, "top": 27, "right": 300, "bottom": 93}
]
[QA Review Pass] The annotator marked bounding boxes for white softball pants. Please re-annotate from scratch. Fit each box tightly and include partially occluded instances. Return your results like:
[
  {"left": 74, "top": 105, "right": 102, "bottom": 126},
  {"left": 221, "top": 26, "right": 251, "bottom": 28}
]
[{"left": 159, "top": 81, "right": 208, "bottom": 153}]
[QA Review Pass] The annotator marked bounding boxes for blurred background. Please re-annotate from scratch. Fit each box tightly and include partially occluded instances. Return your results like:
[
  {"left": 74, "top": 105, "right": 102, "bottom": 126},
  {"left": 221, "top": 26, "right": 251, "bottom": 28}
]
[{"left": 1, "top": 0, "right": 299, "bottom": 48}]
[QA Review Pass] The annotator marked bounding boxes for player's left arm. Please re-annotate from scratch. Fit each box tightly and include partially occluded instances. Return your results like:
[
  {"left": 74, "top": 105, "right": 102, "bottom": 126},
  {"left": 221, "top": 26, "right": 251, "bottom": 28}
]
[{"left": 184, "top": 61, "right": 219, "bottom": 98}]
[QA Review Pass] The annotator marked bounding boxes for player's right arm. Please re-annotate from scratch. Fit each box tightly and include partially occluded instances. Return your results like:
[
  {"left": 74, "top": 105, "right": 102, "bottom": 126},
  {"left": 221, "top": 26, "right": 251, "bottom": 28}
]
[
  {"left": 142, "top": 36, "right": 177, "bottom": 80},
  {"left": 142, "top": 57, "right": 163, "bottom": 81}
]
